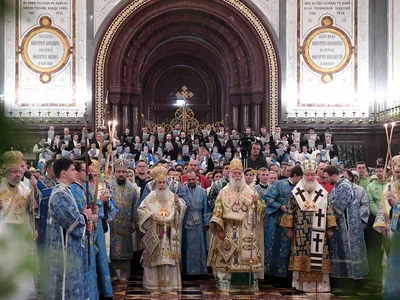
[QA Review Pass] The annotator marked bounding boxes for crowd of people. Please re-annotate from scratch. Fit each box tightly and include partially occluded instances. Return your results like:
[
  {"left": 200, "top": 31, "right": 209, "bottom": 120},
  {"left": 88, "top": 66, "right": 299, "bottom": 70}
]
[{"left": 0, "top": 123, "right": 399, "bottom": 299}]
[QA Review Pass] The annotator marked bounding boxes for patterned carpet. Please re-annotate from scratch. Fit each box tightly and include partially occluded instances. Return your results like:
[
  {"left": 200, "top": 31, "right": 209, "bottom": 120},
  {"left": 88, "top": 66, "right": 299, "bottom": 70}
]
[{"left": 112, "top": 272, "right": 383, "bottom": 300}]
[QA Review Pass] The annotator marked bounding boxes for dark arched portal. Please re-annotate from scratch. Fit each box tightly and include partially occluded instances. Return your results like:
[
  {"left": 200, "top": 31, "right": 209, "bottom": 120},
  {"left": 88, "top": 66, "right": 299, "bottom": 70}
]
[{"left": 94, "top": 0, "right": 280, "bottom": 135}]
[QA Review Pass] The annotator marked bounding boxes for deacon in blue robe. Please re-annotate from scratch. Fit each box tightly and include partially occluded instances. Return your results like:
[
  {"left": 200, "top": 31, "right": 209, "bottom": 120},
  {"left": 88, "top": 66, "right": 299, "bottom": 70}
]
[
  {"left": 44, "top": 183, "right": 89, "bottom": 300},
  {"left": 264, "top": 170, "right": 302, "bottom": 278},
  {"left": 182, "top": 175, "right": 212, "bottom": 275},
  {"left": 328, "top": 177, "right": 369, "bottom": 280},
  {"left": 71, "top": 181, "right": 99, "bottom": 300}
]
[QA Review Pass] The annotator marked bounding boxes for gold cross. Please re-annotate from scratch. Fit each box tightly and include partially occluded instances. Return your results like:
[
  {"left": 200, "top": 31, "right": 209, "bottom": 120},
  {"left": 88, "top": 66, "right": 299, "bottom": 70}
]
[{"left": 175, "top": 85, "right": 194, "bottom": 101}]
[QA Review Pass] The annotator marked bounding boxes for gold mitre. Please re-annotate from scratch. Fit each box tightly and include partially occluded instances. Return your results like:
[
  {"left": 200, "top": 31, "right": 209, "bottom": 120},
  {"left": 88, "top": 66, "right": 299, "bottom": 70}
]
[
  {"left": 151, "top": 166, "right": 168, "bottom": 182},
  {"left": 91, "top": 159, "right": 100, "bottom": 173},
  {"left": 230, "top": 158, "right": 243, "bottom": 171},
  {"left": 1, "top": 150, "right": 24, "bottom": 170},
  {"left": 301, "top": 158, "right": 317, "bottom": 173},
  {"left": 392, "top": 155, "right": 400, "bottom": 169}
]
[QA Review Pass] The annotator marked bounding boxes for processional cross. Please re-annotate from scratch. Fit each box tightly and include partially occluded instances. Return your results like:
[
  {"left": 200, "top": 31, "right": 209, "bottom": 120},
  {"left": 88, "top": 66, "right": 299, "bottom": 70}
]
[{"left": 175, "top": 86, "right": 194, "bottom": 132}]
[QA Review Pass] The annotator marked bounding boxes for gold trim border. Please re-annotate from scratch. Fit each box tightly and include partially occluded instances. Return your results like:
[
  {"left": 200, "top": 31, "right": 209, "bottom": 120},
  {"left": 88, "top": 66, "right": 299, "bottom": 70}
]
[
  {"left": 303, "top": 27, "right": 352, "bottom": 75},
  {"left": 94, "top": 0, "right": 279, "bottom": 130},
  {"left": 21, "top": 22, "right": 71, "bottom": 74}
]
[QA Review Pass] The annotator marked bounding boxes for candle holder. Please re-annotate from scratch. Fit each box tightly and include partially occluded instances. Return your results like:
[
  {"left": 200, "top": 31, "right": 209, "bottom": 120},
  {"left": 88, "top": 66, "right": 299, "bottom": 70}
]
[
  {"left": 38, "top": 111, "right": 43, "bottom": 123},
  {"left": 339, "top": 111, "right": 346, "bottom": 123},
  {"left": 369, "top": 112, "right": 376, "bottom": 124},
  {"left": 359, "top": 112, "right": 365, "bottom": 124},
  {"left": 302, "top": 112, "right": 308, "bottom": 123},
  {"left": 84, "top": 110, "right": 89, "bottom": 124},
  {"left": 293, "top": 111, "right": 298, "bottom": 123},
  {"left": 66, "top": 111, "right": 70, "bottom": 123},
  {"left": 47, "top": 110, "right": 52, "bottom": 123},
  {"left": 349, "top": 111, "right": 356, "bottom": 124},
  {"left": 321, "top": 111, "right": 326, "bottom": 124},
  {"left": 311, "top": 111, "right": 317, "bottom": 123},
  {"left": 19, "top": 111, "right": 24, "bottom": 123},
  {"left": 330, "top": 112, "right": 336, "bottom": 124},
  {"left": 284, "top": 112, "right": 288, "bottom": 124},
  {"left": 57, "top": 111, "right": 61, "bottom": 123},
  {"left": 9, "top": 111, "right": 15, "bottom": 123},
  {"left": 75, "top": 111, "right": 79, "bottom": 123},
  {"left": 28, "top": 110, "right": 33, "bottom": 123}
]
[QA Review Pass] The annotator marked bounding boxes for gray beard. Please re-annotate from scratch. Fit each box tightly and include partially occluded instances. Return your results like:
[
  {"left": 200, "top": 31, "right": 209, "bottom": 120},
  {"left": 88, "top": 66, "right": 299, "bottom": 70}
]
[
  {"left": 155, "top": 188, "right": 170, "bottom": 201},
  {"left": 302, "top": 179, "right": 318, "bottom": 193},
  {"left": 229, "top": 174, "right": 246, "bottom": 191}
]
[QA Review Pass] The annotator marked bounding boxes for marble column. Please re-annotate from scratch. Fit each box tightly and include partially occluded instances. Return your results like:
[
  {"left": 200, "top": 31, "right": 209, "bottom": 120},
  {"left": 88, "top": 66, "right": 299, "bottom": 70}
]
[
  {"left": 242, "top": 104, "right": 249, "bottom": 130},
  {"left": 232, "top": 105, "right": 239, "bottom": 131},
  {"left": 252, "top": 104, "right": 260, "bottom": 133},
  {"left": 132, "top": 106, "right": 139, "bottom": 136}
]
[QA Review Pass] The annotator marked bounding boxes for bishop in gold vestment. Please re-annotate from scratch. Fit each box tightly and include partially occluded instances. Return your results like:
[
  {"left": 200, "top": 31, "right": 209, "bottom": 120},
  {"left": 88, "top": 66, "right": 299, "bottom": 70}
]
[
  {"left": 207, "top": 159, "right": 266, "bottom": 292},
  {"left": 138, "top": 166, "right": 187, "bottom": 292}
]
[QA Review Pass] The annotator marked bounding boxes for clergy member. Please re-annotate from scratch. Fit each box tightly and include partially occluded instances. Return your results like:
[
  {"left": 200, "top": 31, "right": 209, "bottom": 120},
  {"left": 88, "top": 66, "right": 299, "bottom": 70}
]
[
  {"left": 373, "top": 155, "right": 400, "bottom": 290},
  {"left": 181, "top": 170, "right": 212, "bottom": 275},
  {"left": 264, "top": 166, "right": 303, "bottom": 279},
  {"left": 108, "top": 159, "right": 138, "bottom": 281},
  {"left": 0, "top": 150, "right": 38, "bottom": 298},
  {"left": 138, "top": 166, "right": 187, "bottom": 291},
  {"left": 280, "top": 159, "right": 337, "bottom": 292},
  {"left": 325, "top": 166, "right": 369, "bottom": 285},
  {"left": 44, "top": 158, "right": 93, "bottom": 300},
  {"left": 207, "top": 159, "right": 266, "bottom": 292},
  {"left": 253, "top": 167, "right": 270, "bottom": 199}
]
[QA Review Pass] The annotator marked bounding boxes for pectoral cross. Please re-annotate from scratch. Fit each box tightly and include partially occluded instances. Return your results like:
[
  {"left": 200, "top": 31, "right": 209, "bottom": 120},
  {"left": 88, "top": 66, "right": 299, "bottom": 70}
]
[
  {"left": 315, "top": 209, "right": 325, "bottom": 227},
  {"left": 313, "top": 189, "right": 324, "bottom": 203},
  {"left": 313, "top": 233, "right": 323, "bottom": 252},
  {"left": 295, "top": 187, "right": 306, "bottom": 202}
]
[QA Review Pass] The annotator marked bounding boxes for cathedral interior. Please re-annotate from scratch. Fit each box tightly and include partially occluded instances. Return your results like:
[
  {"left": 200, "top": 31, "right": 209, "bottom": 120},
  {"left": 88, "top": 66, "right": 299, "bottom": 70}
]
[{"left": 0, "top": 0, "right": 399, "bottom": 299}]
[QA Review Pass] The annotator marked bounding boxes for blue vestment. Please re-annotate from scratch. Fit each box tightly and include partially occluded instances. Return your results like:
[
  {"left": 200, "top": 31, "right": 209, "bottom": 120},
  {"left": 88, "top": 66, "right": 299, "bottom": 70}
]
[
  {"left": 329, "top": 177, "right": 369, "bottom": 279},
  {"left": 44, "top": 183, "right": 87, "bottom": 300},
  {"left": 71, "top": 182, "right": 98, "bottom": 300},
  {"left": 264, "top": 179, "right": 295, "bottom": 277},
  {"left": 182, "top": 184, "right": 211, "bottom": 275}
]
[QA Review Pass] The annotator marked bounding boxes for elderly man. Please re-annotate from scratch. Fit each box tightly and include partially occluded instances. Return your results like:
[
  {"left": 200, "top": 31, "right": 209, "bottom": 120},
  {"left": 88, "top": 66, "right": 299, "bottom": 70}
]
[
  {"left": 108, "top": 159, "right": 138, "bottom": 281},
  {"left": 325, "top": 166, "right": 368, "bottom": 286},
  {"left": 181, "top": 170, "right": 211, "bottom": 275},
  {"left": 138, "top": 166, "right": 187, "bottom": 292},
  {"left": 0, "top": 150, "right": 38, "bottom": 297},
  {"left": 207, "top": 159, "right": 266, "bottom": 292},
  {"left": 281, "top": 159, "right": 337, "bottom": 292},
  {"left": 181, "top": 158, "right": 212, "bottom": 188}
]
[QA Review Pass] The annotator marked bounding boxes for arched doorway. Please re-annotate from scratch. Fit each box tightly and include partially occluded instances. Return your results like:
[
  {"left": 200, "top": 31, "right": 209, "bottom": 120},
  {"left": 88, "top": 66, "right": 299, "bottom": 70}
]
[{"left": 94, "top": 0, "right": 280, "bottom": 135}]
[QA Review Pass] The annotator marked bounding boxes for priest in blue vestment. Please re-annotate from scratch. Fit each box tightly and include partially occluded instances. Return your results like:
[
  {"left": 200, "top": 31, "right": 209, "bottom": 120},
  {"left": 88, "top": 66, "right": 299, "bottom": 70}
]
[
  {"left": 71, "top": 161, "right": 99, "bottom": 300},
  {"left": 263, "top": 166, "right": 303, "bottom": 278},
  {"left": 182, "top": 170, "right": 212, "bottom": 275},
  {"left": 325, "top": 166, "right": 369, "bottom": 281},
  {"left": 44, "top": 158, "right": 93, "bottom": 300}
]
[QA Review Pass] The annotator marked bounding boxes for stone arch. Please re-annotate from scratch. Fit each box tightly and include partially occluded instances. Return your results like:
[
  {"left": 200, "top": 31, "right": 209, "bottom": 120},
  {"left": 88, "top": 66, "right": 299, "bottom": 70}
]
[{"left": 93, "top": 0, "right": 280, "bottom": 134}]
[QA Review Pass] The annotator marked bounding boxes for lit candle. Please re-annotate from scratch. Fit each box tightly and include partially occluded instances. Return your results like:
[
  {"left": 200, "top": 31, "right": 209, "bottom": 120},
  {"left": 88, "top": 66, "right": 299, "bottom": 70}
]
[{"left": 108, "top": 121, "right": 112, "bottom": 135}]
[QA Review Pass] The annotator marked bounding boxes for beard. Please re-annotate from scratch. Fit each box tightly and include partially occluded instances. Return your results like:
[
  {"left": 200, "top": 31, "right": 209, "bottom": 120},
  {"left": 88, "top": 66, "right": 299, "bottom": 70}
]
[
  {"left": 155, "top": 187, "right": 170, "bottom": 201},
  {"left": 229, "top": 173, "right": 246, "bottom": 191},
  {"left": 8, "top": 176, "right": 21, "bottom": 186},
  {"left": 302, "top": 178, "right": 318, "bottom": 193},
  {"left": 117, "top": 177, "right": 126, "bottom": 186}
]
